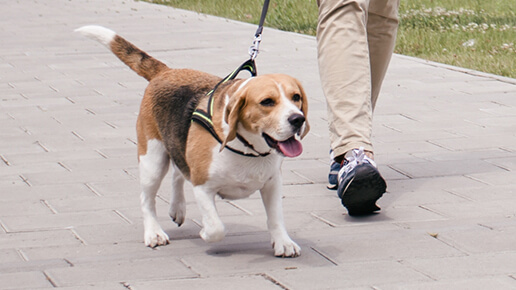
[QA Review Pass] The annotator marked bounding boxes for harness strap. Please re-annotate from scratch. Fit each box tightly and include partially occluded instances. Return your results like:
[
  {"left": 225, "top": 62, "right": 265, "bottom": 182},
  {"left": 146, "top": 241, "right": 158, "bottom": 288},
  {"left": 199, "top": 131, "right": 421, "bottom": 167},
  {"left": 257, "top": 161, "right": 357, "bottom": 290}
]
[
  {"left": 207, "top": 58, "right": 257, "bottom": 100},
  {"left": 191, "top": 59, "right": 270, "bottom": 158},
  {"left": 191, "top": 109, "right": 270, "bottom": 157},
  {"left": 191, "top": 110, "right": 219, "bottom": 142}
]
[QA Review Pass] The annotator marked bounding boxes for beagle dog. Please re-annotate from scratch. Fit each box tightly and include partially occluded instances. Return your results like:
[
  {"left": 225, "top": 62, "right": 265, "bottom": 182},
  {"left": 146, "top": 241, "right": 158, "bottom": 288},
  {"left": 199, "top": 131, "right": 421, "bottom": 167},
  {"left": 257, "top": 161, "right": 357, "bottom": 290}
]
[{"left": 76, "top": 25, "right": 309, "bottom": 257}]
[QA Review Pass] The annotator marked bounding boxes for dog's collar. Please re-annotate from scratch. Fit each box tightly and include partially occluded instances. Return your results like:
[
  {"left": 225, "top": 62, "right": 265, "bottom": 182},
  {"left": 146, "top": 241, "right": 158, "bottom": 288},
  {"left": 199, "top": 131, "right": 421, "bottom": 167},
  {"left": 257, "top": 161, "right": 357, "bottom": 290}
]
[{"left": 191, "top": 59, "right": 271, "bottom": 158}]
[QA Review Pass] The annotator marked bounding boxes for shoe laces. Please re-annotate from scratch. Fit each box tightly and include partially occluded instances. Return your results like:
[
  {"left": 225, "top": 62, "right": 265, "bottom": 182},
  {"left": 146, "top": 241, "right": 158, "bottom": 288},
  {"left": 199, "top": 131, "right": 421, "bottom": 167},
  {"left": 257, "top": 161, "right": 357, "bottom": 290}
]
[{"left": 339, "top": 147, "right": 377, "bottom": 177}]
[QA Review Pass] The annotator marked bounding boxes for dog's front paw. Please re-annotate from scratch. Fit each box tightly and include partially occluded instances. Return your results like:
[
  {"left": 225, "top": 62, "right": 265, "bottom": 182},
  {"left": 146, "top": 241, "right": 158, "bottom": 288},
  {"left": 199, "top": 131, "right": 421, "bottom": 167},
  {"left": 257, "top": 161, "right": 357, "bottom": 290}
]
[
  {"left": 144, "top": 228, "right": 170, "bottom": 248},
  {"left": 272, "top": 237, "right": 301, "bottom": 258},
  {"left": 200, "top": 224, "right": 225, "bottom": 243}
]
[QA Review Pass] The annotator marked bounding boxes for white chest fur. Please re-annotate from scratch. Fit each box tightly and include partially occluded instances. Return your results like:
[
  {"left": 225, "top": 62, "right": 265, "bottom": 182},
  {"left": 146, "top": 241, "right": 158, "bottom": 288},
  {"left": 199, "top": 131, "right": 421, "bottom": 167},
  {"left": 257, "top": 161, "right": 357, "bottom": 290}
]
[{"left": 206, "top": 147, "right": 282, "bottom": 200}]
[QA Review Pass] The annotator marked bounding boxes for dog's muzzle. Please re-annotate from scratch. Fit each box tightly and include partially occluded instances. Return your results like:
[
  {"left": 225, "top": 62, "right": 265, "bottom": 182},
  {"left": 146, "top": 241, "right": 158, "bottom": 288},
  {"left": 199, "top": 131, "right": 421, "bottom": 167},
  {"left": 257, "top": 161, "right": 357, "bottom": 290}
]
[{"left": 262, "top": 113, "right": 305, "bottom": 158}]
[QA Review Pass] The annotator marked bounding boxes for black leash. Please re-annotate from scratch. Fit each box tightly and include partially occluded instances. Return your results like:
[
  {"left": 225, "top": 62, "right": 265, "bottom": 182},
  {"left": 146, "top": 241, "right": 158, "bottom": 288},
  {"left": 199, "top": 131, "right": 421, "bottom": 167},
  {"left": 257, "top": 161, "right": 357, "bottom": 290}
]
[{"left": 191, "top": 0, "right": 271, "bottom": 157}]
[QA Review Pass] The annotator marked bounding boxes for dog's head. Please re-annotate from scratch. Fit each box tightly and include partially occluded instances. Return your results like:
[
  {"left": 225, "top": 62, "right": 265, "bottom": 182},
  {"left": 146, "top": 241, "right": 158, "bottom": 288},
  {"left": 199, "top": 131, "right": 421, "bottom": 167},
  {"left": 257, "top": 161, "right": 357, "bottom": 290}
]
[{"left": 222, "top": 74, "right": 310, "bottom": 157}]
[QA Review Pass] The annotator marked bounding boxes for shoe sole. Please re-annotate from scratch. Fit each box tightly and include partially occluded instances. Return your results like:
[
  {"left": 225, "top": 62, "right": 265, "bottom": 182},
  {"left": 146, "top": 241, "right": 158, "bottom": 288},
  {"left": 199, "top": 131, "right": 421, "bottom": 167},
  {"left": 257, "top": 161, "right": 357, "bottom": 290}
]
[{"left": 339, "top": 164, "right": 386, "bottom": 216}]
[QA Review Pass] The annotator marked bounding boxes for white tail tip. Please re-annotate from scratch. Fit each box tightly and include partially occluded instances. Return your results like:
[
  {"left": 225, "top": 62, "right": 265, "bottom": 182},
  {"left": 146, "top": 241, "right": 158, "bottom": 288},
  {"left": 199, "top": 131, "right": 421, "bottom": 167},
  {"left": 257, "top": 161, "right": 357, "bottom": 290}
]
[{"left": 75, "top": 25, "right": 116, "bottom": 47}]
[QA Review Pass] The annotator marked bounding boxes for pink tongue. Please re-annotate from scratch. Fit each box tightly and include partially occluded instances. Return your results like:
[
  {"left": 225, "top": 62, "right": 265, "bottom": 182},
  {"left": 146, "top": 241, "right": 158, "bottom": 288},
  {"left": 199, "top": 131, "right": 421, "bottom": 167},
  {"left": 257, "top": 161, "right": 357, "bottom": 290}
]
[{"left": 278, "top": 137, "right": 303, "bottom": 157}]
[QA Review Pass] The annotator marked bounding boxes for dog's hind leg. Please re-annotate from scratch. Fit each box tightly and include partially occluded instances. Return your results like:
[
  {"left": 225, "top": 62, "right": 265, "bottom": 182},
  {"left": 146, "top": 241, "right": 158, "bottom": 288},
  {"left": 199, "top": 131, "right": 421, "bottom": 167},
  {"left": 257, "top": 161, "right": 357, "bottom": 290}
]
[
  {"left": 139, "top": 139, "right": 170, "bottom": 247},
  {"left": 169, "top": 164, "right": 186, "bottom": 226}
]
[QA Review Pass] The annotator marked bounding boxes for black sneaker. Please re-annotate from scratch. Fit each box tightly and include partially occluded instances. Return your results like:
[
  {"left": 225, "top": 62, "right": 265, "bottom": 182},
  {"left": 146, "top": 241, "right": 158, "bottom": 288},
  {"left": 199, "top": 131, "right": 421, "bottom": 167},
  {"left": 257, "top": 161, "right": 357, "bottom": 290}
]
[{"left": 337, "top": 147, "right": 386, "bottom": 216}]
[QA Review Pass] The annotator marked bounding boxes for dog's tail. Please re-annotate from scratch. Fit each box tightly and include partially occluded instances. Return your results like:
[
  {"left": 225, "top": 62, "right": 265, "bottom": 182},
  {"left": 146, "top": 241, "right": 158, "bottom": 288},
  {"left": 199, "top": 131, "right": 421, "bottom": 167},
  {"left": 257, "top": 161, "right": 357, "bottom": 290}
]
[{"left": 75, "top": 25, "right": 168, "bottom": 81}]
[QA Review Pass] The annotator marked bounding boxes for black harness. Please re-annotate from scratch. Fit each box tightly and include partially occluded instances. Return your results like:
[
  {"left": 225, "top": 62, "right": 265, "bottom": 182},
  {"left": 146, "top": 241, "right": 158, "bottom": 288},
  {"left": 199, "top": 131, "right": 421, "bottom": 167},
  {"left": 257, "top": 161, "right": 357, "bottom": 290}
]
[
  {"left": 191, "top": 59, "right": 271, "bottom": 157},
  {"left": 191, "top": 1, "right": 271, "bottom": 158}
]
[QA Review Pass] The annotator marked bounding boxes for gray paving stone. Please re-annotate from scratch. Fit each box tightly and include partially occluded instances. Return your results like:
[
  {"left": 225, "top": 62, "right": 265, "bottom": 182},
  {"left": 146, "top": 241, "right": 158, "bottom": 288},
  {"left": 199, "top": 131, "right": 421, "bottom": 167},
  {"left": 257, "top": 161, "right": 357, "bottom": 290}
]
[
  {"left": 385, "top": 189, "right": 469, "bottom": 207},
  {"left": 286, "top": 160, "right": 329, "bottom": 184},
  {"left": 310, "top": 203, "right": 446, "bottom": 226},
  {"left": 375, "top": 140, "right": 450, "bottom": 155},
  {"left": 404, "top": 252, "right": 516, "bottom": 281},
  {"left": 420, "top": 199, "right": 516, "bottom": 220},
  {"left": 45, "top": 195, "right": 139, "bottom": 213},
  {"left": 127, "top": 275, "right": 280, "bottom": 290},
  {"left": 1, "top": 210, "right": 126, "bottom": 232},
  {"left": 412, "top": 148, "right": 512, "bottom": 161},
  {"left": 21, "top": 240, "right": 201, "bottom": 264},
  {"left": 266, "top": 261, "right": 433, "bottom": 289},
  {"left": 0, "top": 230, "right": 82, "bottom": 249},
  {"left": 70, "top": 223, "right": 148, "bottom": 246},
  {"left": 0, "top": 271, "right": 53, "bottom": 290},
  {"left": 4, "top": 150, "right": 107, "bottom": 166},
  {"left": 0, "top": 249, "right": 25, "bottom": 264},
  {"left": 0, "top": 259, "right": 71, "bottom": 274},
  {"left": 45, "top": 258, "right": 197, "bottom": 287},
  {"left": 1, "top": 0, "right": 515, "bottom": 288},
  {"left": 387, "top": 175, "right": 487, "bottom": 192},
  {"left": 447, "top": 184, "right": 515, "bottom": 202},
  {"left": 430, "top": 135, "right": 516, "bottom": 151},
  {"left": 181, "top": 244, "right": 334, "bottom": 277},
  {"left": 0, "top": 161, "right": 67, "bottom": 177},
  {"left": 379, "top": 275, "right": 516, "bottom": 290},
  {"left": 1, "top": 183, "right": 97, "bottom": 204},
  {"left": 375, "top": 151, "right": 427, "bottom": 165},
  {"left": 436, "top": 222, "right": 516, "bottom": 254},
  {"left": 85, "top": 180, "right": 141, "bottom": 196},
  {"left": 389, "top": 158, "right": 506, "bottom": 179},
  {"left": 21, "top": 167, "right": 134, "bottom": 186},
  {"left": 0, "top": 199, "right": 54, "bottom": 217},
  {"left": 61, "top": 156, "right": 136, "bottom": 172},
  {"left": 303, "top": 227, "right": 465, "bottom": 263},
  {"left": 466, "top": 170, "right": 516, "bottom": 186},
  {"left": 32, "top": 283, "right": 128, "bottom": 290},
  {"left": 486, "top": 155, "right": 516, "bottom": 171}
]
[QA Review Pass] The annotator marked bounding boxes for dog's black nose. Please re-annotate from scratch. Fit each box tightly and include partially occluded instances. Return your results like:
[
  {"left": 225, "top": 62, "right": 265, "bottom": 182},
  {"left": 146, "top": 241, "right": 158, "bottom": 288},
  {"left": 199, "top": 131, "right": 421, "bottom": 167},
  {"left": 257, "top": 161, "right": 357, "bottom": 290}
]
[{"left": 288, "top": 114, "right": 305, "bottom": 129}]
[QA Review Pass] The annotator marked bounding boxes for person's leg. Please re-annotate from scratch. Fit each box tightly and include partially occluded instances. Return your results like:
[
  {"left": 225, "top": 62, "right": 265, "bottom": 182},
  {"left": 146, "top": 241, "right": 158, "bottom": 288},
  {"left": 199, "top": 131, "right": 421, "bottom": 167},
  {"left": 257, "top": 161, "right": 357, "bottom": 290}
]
[
  {"left": 317, "top": 0, "right": 400, "bottom": 214},
  {"left": 368, "top": 0, "right": 400, "bottom": 109},
  {"left": 317, "top": 0, "right": 373, "bottom": 160},
  {"left": 317, "top": 0, "right": 400, "bottom": 158}
]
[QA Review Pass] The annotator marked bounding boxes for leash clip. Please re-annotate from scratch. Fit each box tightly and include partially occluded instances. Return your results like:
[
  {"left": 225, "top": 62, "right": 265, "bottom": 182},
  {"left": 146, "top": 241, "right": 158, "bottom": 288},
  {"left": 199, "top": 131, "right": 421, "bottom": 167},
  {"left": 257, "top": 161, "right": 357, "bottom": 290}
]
[{"left": 249, "top": 34, "right": 262, "bottom": 60}]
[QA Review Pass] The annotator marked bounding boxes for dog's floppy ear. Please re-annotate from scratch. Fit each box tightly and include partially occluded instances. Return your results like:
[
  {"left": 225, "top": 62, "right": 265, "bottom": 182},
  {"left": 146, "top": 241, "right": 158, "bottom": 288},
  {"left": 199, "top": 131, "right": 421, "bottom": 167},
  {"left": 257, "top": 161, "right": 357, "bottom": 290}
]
[
  {"left": 221, "top": 92, "right": 247, "bottom": 150},
  {"left": 296, "top": 79, "right": 310, "bottom": 139}
]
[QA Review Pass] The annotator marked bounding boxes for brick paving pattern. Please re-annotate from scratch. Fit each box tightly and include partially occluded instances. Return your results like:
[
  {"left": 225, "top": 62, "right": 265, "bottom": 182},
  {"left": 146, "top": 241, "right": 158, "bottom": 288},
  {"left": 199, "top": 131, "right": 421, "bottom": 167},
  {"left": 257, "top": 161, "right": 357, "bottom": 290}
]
[{"left": 1, "top": 0, "right": 516, "bottom": 289}]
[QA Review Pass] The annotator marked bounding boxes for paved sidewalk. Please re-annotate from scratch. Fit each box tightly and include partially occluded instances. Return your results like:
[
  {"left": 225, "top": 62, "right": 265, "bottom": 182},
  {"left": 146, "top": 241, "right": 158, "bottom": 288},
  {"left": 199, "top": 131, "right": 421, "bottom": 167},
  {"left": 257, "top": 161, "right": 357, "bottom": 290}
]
[{"left": 1, "top": 0, "right": 516, "bottom": 289}]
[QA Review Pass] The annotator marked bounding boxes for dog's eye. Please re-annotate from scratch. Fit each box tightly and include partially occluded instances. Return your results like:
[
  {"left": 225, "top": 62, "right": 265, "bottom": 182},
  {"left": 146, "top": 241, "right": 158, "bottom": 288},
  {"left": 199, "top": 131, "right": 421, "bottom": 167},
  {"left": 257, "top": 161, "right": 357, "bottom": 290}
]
[
  {"left": 260, "top": 98, "right": 275, "bottom": 107},
  {"left": 292, "top": 94, "right": 301, "bottom": 102}
]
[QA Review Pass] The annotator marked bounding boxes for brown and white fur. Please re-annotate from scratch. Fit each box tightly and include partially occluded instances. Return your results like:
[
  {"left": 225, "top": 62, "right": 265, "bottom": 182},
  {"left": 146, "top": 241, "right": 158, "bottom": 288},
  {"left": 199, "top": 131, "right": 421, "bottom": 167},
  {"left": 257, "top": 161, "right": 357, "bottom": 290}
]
[{"left": 76, "top": 25, "right": 309, "bottom": 257}]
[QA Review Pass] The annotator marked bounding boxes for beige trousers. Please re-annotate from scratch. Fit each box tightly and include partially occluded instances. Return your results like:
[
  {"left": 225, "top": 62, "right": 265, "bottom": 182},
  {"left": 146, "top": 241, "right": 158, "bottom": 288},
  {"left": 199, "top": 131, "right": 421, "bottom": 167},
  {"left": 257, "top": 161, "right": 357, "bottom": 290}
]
[{"left": 317, "top": 0, "right": 400, "bottom": 159}]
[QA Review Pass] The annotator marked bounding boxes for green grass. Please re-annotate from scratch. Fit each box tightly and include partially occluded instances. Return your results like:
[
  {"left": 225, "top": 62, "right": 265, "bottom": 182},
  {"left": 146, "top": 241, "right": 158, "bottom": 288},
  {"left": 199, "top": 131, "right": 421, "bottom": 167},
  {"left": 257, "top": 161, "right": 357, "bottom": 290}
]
[
  {"left": 144, "top": 0, "right": 516, "bottom": 78},
  {"left": 398, "top": 0, "right": 516, "bottom": 78},
  {"left": 145, "top": 0, "right": 319, "bottom": 35}
]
